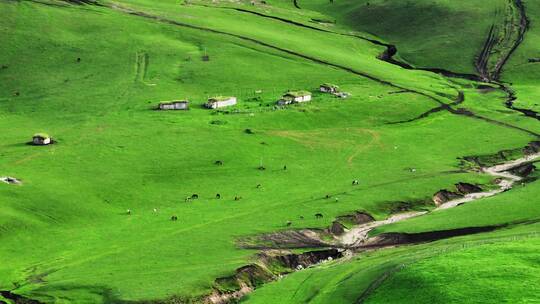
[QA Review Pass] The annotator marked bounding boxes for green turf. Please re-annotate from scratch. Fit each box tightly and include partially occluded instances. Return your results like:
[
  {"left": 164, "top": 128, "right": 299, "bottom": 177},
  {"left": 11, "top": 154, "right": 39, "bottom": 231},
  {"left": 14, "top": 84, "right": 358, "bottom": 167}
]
[
  {"left": 243, "top": 223, "right": 540, "bottom": 304},
  {"left": 1, "top": 0, "right": 539, "bottom": 303}
]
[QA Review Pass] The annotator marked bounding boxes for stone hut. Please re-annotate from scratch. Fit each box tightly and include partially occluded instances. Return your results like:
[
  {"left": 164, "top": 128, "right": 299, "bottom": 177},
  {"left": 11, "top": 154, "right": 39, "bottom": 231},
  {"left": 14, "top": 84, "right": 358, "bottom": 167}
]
[
  {"left": 158, "top": 100, "right": 189, "bottom": 110},
  {"left": 205, "top": 96, "right": 237, "bottom": 109},
  {"left": 277, "top": 91, "right": 312, "bottom": 105},
  {"left": 32, "top": 133, "right": 51, "bottom": 145},
  {"left": 320, "top": 83, "right": 339, "bottom": 93}
]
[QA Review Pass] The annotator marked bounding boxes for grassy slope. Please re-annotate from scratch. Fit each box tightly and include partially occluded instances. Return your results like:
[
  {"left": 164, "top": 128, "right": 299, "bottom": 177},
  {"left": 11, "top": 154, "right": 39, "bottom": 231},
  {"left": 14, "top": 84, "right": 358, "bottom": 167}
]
[
  {"left": 241, "top": 1, "right": 540, "bottom": 304},
  {"left": 299, "top": 0, "right": 506, "bottom": 74},
  {"left": 243, "top": 224, "right": 540, "bottom": 304},
  {"left": 0, "top": 0, "right": 539, "bottom": 303},
  {"left": 365, "top": 235, "right": 540, "bottom": 304},
  {"left": 502, "top": 0, "right": 540, "bottom": 113}
]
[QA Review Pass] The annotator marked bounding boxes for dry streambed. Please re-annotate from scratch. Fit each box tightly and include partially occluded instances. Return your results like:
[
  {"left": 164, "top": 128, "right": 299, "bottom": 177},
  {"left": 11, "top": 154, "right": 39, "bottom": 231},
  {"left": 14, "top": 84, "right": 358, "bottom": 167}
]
[
  {"left": 339, "top": 151, "right": 540, "bottom": 248},
  {"left": 201, "top": 147, "right": 540, "bottom": 304}
]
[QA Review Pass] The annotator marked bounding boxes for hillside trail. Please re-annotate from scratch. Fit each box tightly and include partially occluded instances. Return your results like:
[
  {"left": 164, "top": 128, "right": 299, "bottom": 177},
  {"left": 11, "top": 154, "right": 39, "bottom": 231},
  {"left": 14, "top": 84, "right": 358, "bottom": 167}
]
[{"left": 339, "top": 151, "right": 540, "bottom": 248}]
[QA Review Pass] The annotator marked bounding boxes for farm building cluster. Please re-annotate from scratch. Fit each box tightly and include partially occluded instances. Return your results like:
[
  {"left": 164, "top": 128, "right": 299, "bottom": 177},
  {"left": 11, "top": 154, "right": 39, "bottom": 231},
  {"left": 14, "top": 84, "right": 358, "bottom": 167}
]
[
  {"left": 319, "top": 83, "right": 350, "bottom": 98},
  {"left": 154, "top": 83, "right": 349, "bottom": 110}
]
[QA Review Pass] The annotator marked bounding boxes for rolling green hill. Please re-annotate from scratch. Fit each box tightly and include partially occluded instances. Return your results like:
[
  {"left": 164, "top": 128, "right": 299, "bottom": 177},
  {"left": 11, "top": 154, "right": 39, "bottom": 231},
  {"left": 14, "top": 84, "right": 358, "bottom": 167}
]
[{"left": 1, "top": 0, "right": 538, "bottom": 303}]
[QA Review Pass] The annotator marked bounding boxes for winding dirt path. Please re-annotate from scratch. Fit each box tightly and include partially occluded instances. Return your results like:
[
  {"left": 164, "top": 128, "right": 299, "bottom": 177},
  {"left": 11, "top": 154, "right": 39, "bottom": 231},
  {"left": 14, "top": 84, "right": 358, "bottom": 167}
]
[{"left": 339, "top": 152, "right": 540, "bottom": 248}]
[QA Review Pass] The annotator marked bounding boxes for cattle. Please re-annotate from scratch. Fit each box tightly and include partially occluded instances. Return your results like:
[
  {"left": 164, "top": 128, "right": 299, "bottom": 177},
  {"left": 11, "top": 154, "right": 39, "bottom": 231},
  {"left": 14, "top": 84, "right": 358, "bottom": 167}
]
[
  {"left": 352, "top": 180, "right": 359, "bottom": 185},
  {"left": 191, "top": 194, "right": 199, "bottom": 199},
  {"left": 234, "top": 196, "right": 242, "bottom": 201},
  {"left": 286, "top": 221, "right": 292, "bottom": 227},
  {"left": 171, "top": 215, "right": 178, "bottom": 221},
  {"left": 256, "top": 184, "right": 262, "bottom": 188},
  {"left": 216, "top": 193, "right": 221, "bottom": 199},
  {"left": 126, "top": 209, "right": 132, "bottom": 215},
  {"left": 315, "top": 213, "right": 323, "bottom": 219},
  {"left": 215, "top": 160, "right": 223, "bottom": 166},
  {"left": 325, "top": 194, "right": 331, "bottom": 199}
]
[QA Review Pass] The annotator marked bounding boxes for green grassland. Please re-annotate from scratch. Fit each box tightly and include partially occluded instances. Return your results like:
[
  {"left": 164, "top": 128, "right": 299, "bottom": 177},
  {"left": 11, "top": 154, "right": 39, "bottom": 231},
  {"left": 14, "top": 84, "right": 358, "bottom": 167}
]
[
  {"left": 243, "top": 223, "right": 540, "bottom": 304},
  {"left": 1, "top": 0, "right": 539, "bottom": 303},
  {"left": 299, "top": 0, "right": 507, "bottom": 74}
]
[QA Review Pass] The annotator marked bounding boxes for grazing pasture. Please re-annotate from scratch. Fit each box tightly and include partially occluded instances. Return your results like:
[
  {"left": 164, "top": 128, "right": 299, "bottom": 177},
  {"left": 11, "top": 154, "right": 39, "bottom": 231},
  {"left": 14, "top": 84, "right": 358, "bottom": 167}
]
[{"left": 0, "top": 0, "right": 538, "bottom": 303}]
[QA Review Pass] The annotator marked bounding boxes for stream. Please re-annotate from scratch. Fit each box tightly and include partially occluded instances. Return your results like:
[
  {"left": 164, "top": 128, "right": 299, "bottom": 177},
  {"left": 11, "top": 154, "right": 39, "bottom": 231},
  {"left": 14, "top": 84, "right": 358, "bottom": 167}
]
[{"left": 340, "top": 152, "right": 540, "bottom": 248}]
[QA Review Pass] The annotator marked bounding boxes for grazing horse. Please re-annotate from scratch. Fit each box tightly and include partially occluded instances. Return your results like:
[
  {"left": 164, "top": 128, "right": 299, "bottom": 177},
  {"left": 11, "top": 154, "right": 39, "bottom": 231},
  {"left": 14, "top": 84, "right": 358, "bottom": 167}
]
[
  {"left": 315, "top": 213, "right": 323, "bottom": 219},
  {"left": 171, "top": 215, "right": 178, "bottom": 221},
  {"left": 191, "top": 194, "right": 199, "bottom": 199},
  {"left": 216, "top": 193, "right": 221, "bottom": 199}
]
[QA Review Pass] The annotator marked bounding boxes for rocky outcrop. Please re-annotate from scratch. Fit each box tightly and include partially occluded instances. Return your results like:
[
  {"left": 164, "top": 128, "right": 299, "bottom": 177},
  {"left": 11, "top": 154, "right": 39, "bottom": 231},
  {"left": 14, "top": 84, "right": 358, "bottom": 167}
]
[
  {"left": 432, "top": 190, "right": 463, "bottom": 206},
  {"left": 329, "top": 221, "right": 346, "bottom": 236},
  {"left": 336, "top": 211, "right": 375, "bottom": 225},
  {"left": 264, "top": 249, "right": 342, "bottom": 270},
  {"left": 509, "top": 162, "right": 536, "bottom": 177},
  {"left": 524, "top": 141, "right": 540, "bottom": 155},
  {"left": 455, "top": 182, "right": 483, "bottom": 195},
  {"left": 214, "top": 264, "right": 274, "bottom": 292},
  {"left": 362, "top": 225, "right": 501, "bottom": 248},
  {"left": 238, "top": 229, "right": 328, "bottom": 249},
  {"left": 0, "top": 291, "right": 44, "bottom": 304}
]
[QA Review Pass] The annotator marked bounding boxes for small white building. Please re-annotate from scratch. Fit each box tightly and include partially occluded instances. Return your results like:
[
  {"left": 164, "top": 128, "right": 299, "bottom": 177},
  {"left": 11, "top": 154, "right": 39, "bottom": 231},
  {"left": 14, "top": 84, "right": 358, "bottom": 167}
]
[
  {"left": 277, "top": 91, "right": 312, "bottom": 105},
  {"left": 205, "top": 96, "right": 237, "bottom": 109},
  {"left": 320, "top": 83, "right": 339, "bottom": 93},
  {"left": 33, "top": 133, "right": 51, "bottom": 145},
  {"left": 158, "top": 100, "right": 189, "bottom": 110}
]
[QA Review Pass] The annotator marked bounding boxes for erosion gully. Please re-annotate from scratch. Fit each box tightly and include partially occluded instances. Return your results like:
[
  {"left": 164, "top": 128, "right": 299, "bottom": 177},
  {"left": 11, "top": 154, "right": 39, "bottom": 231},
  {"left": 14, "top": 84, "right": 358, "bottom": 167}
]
[{"left": 4, "top": 1, "right": 540, "bottom": 303}]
